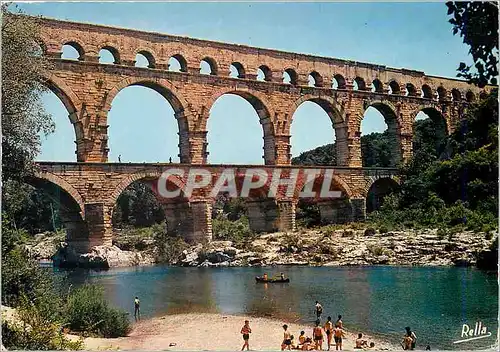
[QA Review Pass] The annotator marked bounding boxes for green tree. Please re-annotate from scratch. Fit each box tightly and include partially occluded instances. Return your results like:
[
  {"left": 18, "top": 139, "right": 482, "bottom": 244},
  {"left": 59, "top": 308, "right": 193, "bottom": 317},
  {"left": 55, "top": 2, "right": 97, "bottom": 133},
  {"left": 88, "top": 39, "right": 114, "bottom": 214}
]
[
  {"left": 2, "top": 6, "right": 54, "bottom": 183},
  {"left": 446, "top": 1, "right": 499, "bottom": 86}
]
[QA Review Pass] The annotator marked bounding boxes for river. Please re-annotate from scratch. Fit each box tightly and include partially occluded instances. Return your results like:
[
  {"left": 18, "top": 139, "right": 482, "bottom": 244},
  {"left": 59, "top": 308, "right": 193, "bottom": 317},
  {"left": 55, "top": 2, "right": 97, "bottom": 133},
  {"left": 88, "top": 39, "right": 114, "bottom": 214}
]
[{"left": 53, "top": 265, "right": 498, "bottom": 350}]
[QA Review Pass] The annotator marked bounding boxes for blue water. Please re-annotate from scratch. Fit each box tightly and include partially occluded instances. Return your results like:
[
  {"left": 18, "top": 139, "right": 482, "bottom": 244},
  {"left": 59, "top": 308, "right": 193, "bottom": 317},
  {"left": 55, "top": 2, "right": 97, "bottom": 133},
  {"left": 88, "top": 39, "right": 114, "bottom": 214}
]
[{"left": 53, "top": 265, "right": 498, "bottom": 350}]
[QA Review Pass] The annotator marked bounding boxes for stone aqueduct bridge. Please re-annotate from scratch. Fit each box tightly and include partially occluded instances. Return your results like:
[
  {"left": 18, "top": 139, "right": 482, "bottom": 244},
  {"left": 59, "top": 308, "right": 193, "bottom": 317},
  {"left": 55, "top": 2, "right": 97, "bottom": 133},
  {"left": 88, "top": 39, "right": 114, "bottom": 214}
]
[
  {"left": 31, "top": 16, "right": 491, "bottom": 251},
  {"left": 33, "top": 162, "right": 397, "bottom": 252}
]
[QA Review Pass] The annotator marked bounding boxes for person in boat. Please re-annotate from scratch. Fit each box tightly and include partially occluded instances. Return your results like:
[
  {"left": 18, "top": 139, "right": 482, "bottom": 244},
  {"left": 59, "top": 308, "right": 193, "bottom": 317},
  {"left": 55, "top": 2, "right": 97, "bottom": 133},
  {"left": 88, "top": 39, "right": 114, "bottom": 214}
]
[
  {"left": 354, "top": 333, "right": 368, "bottom": 349},
  {"left": 263, "top": 273, "right": 268, "bottom": 281},
  {"left": 313, "top": 320, "right": 323, "bottom": 350},
  {"left": 282, "top": 324, "right": 293, "bottom": 350},
  {"left": 333, "top": 325, "right": 345, "bottom": 351},
  {"left": 240, "top": 319, "right": 252, "bottom": 351},
  {"left": 324, "top": 316, "right": 334, "bottom": 350},
  {"left": 315, "top": 301, "right": 323, "bottom": 320},
  {"left": 134, "top": 296, "right": 140, "bottom": 321},
  {"left": 280, "top": 272, "right": 285, "bottom": 280}
]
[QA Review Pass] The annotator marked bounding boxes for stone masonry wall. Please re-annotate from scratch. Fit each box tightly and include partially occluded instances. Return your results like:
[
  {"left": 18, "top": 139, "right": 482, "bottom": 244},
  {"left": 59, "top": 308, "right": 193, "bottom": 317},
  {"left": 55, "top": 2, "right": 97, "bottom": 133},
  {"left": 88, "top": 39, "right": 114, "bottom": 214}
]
[{"left": 32, "top": 15, "right": 493, "bottom": 167}]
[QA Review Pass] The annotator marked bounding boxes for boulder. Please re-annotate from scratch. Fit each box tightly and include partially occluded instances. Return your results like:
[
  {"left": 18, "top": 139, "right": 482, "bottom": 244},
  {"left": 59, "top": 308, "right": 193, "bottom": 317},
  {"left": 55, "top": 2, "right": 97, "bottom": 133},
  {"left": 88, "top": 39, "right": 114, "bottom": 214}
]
[
  {"left": 207, "top": 251, "right": 231, "bottom": 264},
  {"left": 53, "top": 244, "right": 155, "bottom": 269}
]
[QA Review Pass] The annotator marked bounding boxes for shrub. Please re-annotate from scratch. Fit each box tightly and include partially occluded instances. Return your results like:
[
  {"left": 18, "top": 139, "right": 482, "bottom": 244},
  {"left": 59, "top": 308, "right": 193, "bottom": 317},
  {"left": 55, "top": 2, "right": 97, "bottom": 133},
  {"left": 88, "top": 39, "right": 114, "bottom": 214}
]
[
  {"left": 436, "top": 228, "right": 449, "bottom": 240},
  {"left": 212, "top": 215, "right": 254, "bottom": 244},
  {"left": 65, "top": 285, "right": 130, "bottom": 338},
  {"left": 2, "top": 296, "right": 83, "bottom": 350},
  {"left": 367, "top": 244, "right": 385, "bottom": 256},
  {"left": 318, "top": 243, "right": 338, "bottom": 257},
  {"left": 364, "top": 228, "right": 376, "bottom": 236},
  {"left": 379, "top": 226, "right": 389, "bottom": 234},
  {"left": 342, "top": 229, "right": 354, "bottom": 238},
  {"left": 153, "top": 223, "right": 190, "bottom": 263},
  {"left": 282, "top": 233, "right": 303, "bottom": 252}
]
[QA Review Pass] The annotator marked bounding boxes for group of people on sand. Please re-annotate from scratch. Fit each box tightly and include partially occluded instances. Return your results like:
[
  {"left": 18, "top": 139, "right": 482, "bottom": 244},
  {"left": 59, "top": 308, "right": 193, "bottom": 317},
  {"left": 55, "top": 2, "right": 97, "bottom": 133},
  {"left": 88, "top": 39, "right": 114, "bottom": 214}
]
[
  {"left": 239, "top": 302, "right": 378, "bottom": 352},
  {"left": 280, "top": 316, "right": 352, "bottom": 351}
]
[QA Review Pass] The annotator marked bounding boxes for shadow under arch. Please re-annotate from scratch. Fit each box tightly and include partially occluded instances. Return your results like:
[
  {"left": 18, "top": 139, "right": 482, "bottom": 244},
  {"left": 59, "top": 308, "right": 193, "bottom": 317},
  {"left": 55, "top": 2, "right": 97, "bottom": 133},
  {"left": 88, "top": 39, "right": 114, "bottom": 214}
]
[
  {"left": 295, "top": 171, "right": 354, "bottom": 226},
  {"left": 366, "top": 177, "right": 399, "bottom": 213},
  {"left": 24, "top": 171, "right": 89, "bottom": 247},
  {"left": 110, "top": 171, "right": 192, "bottom": 238},
  {"left": 291, "top": 95, "right": 348, "bottom": 166},
  {"left": 411, "top": 105, "right": 450, "bottom": 160},
  {"left": 362, "top": 101, "right": 403, "bottom": 167},
  {"left": 103, "top": 78, "right": 192, "bottom": 162},
  {"left": 415, "top": 106, "right": 450, "bottom": 135},
  {"left": 205, "top": 88, "right": 276, "bottom": 164}
]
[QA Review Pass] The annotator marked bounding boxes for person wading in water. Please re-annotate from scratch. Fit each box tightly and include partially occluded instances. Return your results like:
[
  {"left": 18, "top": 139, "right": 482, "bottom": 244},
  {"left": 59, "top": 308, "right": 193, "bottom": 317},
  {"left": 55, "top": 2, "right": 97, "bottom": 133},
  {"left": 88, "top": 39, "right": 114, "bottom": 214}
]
[
  {"left": 134, "top": 296, "right": 140, "bottom": 321},
  {"left": 315, "top": 301, "right": 323, "bottom": 320},
  {"left": 240, "top": 320, "right": 251, "bottom": 351}
]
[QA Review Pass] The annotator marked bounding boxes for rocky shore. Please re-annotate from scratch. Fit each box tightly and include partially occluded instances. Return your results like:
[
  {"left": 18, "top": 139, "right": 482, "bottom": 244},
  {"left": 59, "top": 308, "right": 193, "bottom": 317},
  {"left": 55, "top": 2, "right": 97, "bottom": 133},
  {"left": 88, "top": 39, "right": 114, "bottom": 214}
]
[{"left": 28, "top": 227, "right": 496, "bottom": 269}]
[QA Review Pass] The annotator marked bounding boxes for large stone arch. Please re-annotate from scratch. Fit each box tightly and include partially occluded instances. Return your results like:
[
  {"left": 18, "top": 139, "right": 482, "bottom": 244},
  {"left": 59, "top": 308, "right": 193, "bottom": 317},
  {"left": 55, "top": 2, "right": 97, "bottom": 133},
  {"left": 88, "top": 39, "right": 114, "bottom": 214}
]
[
  {"left": 41, "top": 73, "right": 86, "bottom": 160},
  {"left": 109, "top": 170, "right": 188, "bottom": 210},
  {"left": 204, "top": 87, "right": 277, "bottom": 164},
  {"left": 25, "top": 171, "right": 89, "bottom": 249},
  {"left": 103, "top": 77, "right": 193, "bottom": 163},
  {"left": 28, "top": 170, "right": 85, "bottom": 214},
  {"left": 365, "top": 176, "right": 400, "bottom": 213},
  {"left": 411, "top": 104, "right": 450, "bottom": 135},
  {"left": 294, "top": 170, "right": 354, "bottom": 200},
  {"left": 103, "top": 77, "right": 190, "bottom": 113},
  {"left": 289, "top": 95, "right": 349, "bottom": 166},
  {"left": 360, "top": 100, "right": 404, "bottom": 167}
]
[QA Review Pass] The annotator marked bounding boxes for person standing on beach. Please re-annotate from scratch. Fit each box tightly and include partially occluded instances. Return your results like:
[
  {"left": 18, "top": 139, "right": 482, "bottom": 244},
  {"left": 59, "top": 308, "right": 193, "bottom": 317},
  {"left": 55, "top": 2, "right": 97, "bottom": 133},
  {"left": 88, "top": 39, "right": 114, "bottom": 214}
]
[
  {"left": 282, "top": 324, "right": 293, "bottom": 351},
  {"left": 240, "top": 320, "right": 251, "bottom": 351},
  {"left": 333, "top": 325, "right": 345, "bottom": 351},
  {"left": 324, "top": 316, "right": 334, "bottom": 350},
  {"left": 335, "top": 315, "right": 343, "bottom": 328},
  {"left": 315, "top": 301, "right": 323, "bottom": 320},
  {"left": 313, "top": 320, "right": 324, "bottom": 350},
  {"left": 134, "top": 296, "right": 140, "bottom": 321},
  {"left": 403, "top": 327, "right": 417, "bottom": 350}
]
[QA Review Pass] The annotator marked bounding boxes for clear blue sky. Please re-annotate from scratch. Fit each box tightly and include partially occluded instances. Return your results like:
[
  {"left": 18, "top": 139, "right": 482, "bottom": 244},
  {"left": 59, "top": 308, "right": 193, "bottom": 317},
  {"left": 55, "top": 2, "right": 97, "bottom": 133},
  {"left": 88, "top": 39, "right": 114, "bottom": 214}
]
[{"left": 19, "top": 2, "right": 471, "bottom": 164}]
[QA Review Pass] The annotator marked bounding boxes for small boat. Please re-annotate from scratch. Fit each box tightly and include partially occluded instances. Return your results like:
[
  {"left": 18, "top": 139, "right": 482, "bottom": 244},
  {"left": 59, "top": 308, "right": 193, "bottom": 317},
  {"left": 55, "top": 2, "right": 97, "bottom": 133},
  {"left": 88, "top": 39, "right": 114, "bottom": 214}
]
[{"left": 255, "top": 276, "right": 290, "bottom": 283}]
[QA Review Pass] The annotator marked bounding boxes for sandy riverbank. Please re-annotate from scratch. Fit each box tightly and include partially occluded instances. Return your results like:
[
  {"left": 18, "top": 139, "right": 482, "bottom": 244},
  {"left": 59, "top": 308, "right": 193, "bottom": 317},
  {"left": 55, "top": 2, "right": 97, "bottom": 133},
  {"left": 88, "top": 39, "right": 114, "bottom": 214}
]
[{"left": 77, "top": 313, "right": 397, "bottom": 351}]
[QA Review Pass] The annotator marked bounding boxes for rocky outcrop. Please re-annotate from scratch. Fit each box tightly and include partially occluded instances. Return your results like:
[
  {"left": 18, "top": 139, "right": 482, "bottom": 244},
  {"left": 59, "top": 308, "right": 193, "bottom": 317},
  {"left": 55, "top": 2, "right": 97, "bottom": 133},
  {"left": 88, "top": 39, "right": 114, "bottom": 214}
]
[
  {"left": 53, "top": 244, "right": 155, "bottom": 269},
  {"left": 41, "top": 227, "right": 497, "bottom": 269},
  {"left": 172, "top": 229, "right": 496, "bottom": 268},
  {"left": 24, "top": 232, "right": 65, "bottom": 260}
]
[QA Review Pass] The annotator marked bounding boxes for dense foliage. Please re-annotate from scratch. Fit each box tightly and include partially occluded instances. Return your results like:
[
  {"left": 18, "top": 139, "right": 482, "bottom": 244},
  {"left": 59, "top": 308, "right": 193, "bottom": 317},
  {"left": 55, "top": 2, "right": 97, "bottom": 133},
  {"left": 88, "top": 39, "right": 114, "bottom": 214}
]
[
  {"left": 65, "top": 285, "right": 131, "bottom": 338},
  {"left": 292, "top": 130, "right": 400, "bottom": 167},
  {"left": 1, "top": 7, "right": 54, "bottom": 183},
  {"left": 1, "top": 9, "right": 131, "bottom": 348},
  {"left": 446, "top": 1, "right": 499, "bottom": 86},
  {"left": 113, "top": 182, "right": 165, "bottom": 228}
]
